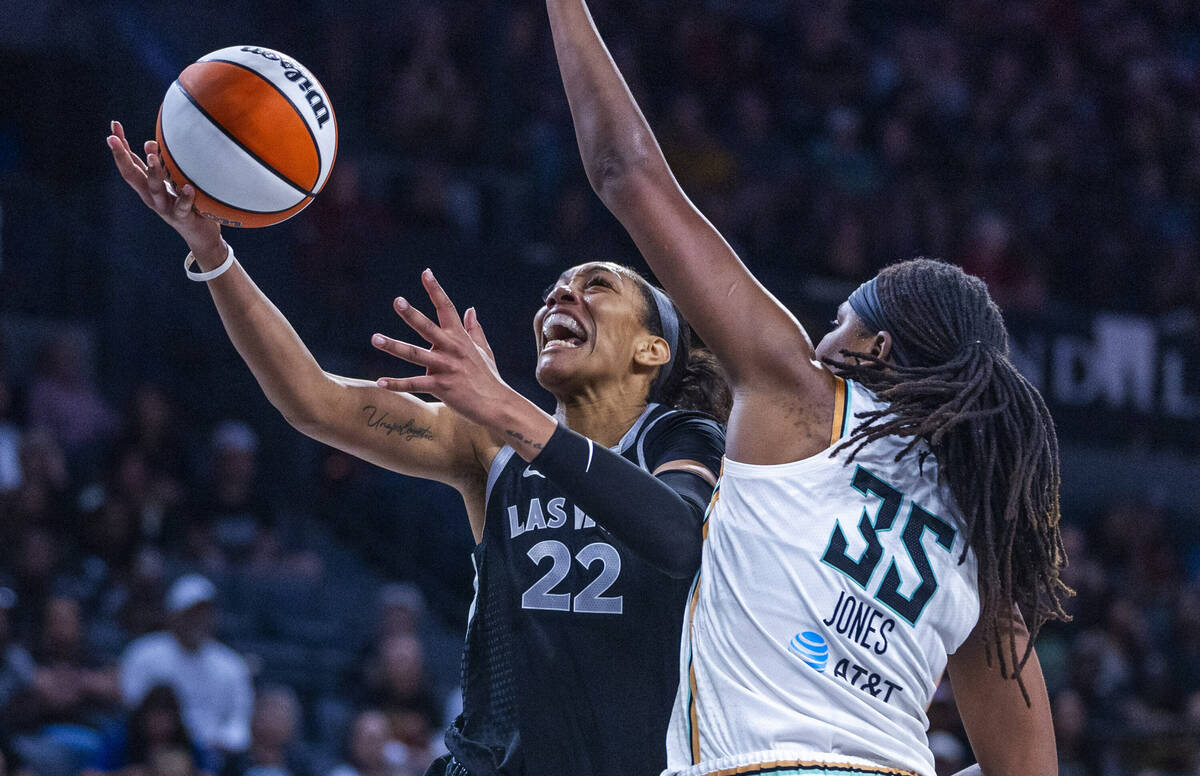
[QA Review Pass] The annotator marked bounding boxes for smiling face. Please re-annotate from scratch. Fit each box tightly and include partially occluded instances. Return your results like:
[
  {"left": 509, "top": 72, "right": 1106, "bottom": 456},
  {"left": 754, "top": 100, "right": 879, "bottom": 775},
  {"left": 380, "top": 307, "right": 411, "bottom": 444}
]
[{"left": 533, "top": 262, "right": 666, "bottom": 398}]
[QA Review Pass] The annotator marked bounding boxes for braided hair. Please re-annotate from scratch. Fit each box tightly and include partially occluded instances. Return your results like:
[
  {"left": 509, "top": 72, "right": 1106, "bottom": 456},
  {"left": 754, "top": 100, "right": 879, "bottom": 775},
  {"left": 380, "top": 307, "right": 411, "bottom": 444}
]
[{"left": 829, "top": 258, "right": 1071, "bottom": 703}]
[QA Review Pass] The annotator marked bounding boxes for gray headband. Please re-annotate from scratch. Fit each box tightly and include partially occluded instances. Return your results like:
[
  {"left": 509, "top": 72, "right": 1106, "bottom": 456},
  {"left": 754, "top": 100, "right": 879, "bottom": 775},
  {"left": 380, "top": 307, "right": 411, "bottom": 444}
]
[
  {"left": 847, "top": 276, "right": 912, "bottom": 367},
  {"left": 648, "top": 285, "right": 682, "bottom": 399}
]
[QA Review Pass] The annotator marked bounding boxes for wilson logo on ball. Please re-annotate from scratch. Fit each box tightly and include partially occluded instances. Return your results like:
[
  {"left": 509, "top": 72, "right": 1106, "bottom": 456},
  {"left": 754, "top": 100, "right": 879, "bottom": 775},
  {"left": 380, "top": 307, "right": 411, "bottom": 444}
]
[
  {"left": 155, "top": 45, "right": 338, "bottom": 228},
  {"left": 239, "top": 46, "right": 332, "bottom": 128}
]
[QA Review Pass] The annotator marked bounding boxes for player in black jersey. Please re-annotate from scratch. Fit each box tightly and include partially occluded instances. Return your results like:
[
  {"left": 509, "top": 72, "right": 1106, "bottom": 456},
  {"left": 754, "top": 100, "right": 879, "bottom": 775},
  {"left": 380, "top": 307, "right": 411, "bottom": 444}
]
[{"left": 108, "top": 123, "right": 730, "bottom": 776}]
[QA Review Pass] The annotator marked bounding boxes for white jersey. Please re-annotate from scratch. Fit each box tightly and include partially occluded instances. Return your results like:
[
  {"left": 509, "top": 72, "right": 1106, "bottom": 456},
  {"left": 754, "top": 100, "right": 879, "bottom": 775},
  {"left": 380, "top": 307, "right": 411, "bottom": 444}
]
[{"left": 665, "top": 378, "right": 980, "bottom": 776}]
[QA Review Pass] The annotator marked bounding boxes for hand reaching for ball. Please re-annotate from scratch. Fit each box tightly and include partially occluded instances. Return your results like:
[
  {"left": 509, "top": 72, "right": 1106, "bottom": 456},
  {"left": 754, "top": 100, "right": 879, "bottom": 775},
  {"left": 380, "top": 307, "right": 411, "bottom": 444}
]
[{"left": 106, "top": 120, "right": 226, "bottom": 268}]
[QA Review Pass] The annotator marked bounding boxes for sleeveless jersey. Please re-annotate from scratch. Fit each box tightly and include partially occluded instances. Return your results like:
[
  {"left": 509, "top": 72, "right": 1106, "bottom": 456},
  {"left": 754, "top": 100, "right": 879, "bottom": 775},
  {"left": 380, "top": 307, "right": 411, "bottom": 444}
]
[
  {"left": 665, "top": 379, "right": 980, "bottom": 776},
  {"left": 447, "top": 404, "right": 725, "bottom": 776}
]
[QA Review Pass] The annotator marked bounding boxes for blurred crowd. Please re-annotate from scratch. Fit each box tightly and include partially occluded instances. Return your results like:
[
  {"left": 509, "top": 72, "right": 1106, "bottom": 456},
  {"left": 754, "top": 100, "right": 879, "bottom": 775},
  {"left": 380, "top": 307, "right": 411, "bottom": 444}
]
[
  {"left": 2, "top": 0, "right": 1200, "bottom": 775},
  {"left": 0, "top": 337, "right": 465, "bottom": 776},
  {"left": 282, "top": 0, "right": 1200, "bottom": 327}
]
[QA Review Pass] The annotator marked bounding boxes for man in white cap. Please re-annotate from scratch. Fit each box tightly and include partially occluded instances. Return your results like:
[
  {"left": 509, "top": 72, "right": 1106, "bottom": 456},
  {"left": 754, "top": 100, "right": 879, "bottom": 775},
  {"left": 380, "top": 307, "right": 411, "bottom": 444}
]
[{"left": 119, "top": 574, "right": 254, "bottom": 757}]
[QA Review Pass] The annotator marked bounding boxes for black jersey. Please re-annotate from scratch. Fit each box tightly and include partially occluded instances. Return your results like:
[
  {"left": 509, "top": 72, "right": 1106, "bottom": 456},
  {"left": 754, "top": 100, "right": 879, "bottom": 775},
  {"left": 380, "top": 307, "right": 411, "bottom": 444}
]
[{"left": 445, "top": 404, "right": 725, "bottom": 776}]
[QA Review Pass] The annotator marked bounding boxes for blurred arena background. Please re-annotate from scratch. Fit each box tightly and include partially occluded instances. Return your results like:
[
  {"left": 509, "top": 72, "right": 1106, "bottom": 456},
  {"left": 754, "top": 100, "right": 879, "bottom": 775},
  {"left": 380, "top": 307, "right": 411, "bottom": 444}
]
[{"left": 1, "top": 1, "right": 1199, "bottom": 774}]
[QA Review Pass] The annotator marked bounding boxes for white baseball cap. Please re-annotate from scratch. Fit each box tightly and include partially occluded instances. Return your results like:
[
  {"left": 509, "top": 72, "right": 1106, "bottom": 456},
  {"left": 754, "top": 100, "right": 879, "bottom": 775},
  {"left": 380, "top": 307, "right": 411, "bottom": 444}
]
[{"left": 166, "top": 574, "right": 216, "bottom": 613}]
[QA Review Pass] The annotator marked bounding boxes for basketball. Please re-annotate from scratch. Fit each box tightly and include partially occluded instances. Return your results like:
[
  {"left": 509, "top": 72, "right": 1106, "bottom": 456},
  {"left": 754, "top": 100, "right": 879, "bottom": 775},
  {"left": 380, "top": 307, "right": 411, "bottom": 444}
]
[{"left": 155, "top": 45, "right": 337, "bottom": 228}]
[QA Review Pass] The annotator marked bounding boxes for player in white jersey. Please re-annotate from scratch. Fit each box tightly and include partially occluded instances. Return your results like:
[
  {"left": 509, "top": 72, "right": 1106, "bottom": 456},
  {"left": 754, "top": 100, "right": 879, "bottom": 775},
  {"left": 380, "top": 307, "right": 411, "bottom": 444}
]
[{"left": 542, "top": 2, "right": 1070, "bottom": 775}]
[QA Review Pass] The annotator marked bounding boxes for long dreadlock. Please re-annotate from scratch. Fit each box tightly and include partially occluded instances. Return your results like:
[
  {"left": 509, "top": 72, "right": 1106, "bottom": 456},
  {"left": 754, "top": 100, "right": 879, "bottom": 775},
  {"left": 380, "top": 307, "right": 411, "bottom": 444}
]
[{"left": 829, "top": 258, "right": 1072, "bottom": 704}]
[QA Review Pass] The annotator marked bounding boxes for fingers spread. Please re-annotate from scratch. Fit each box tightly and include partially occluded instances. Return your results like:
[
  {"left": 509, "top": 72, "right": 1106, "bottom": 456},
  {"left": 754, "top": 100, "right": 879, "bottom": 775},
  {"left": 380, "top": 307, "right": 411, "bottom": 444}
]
[
  {"left": 463, "top": 307, "right": 495, "bottom": 358},
  {"left": 375, "top": 376, "right": 439, "bottom": 396},
  {"left": 393, "top": 296, "right": 454, "bottom": 350},
  {"left": 421, "top": 269, "right": 461, "bottom": 330},
  {"left": 371, "top": 333, "right": 441, "bottom": 369}
]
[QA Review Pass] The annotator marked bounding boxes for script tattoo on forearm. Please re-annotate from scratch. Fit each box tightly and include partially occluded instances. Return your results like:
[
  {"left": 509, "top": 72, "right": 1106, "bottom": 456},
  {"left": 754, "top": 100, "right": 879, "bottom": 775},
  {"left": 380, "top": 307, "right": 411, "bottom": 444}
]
[
  {"left": 361, "top": 405, "right": 434, "bottom": 441},
  {"left": 504, "top": 429, "right": 544, "bottom": 451}
]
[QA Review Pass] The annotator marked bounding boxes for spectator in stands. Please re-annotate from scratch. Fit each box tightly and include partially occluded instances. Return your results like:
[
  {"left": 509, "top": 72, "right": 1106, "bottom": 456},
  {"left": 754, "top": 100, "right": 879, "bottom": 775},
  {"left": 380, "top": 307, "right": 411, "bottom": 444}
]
[
  {"left": 87, "top": 684, "right": 214, "bottom": 776},
  {"left": 221, "top": 686, "right": 316, "bottom": 776},
  {"left": 5, "top": 525, "right": 61, "bottom": 642},
  {"left": 187, "top": 423, "right": 275, "bottom": 573},
  {"left": 374, "top": 586, "right": 423, "bottom": 645},
  {"left": 119, "top": 575, "right": 253, "bottom": 758},
  {"left": 360, "top": 636, "right": 438, "bottom": 757},
  {"left": 97, "top": 549, "right": 168, "bottom": 653},
  {"left": 5, "top": 596, "right": 121, "bottom": 776},
  {"left": 26, "top": 334, "right": 118, "bottom": 460},
  {"left": 119, "top": 383, "right": 187, "bottom": 497},
  {"left": 326, "top": 711, "right": 397, "bottom": 776},
  {"left": 2, "top": 430, "right": 69, "bottom": 543}
]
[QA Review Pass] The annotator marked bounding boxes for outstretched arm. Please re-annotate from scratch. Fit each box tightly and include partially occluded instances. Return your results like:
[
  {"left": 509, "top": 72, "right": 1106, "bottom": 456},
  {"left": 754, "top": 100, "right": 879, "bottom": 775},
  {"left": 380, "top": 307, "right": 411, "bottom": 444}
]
[
  {"left": 947, "top": 614, "right": 1058, "bottom": 776},
  {"left": 544, "top": 0, "right": 821, "bottom": 391},
  {"left": 106, "top": 123, "right": 487, "bottom": 491}
]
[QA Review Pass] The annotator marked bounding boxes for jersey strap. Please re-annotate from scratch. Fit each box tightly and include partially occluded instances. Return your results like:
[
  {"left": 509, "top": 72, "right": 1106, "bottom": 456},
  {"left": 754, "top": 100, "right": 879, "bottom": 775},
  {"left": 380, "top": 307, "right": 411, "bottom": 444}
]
[{"left": 830, "top": 377, "right": 852, "bottom": 445}]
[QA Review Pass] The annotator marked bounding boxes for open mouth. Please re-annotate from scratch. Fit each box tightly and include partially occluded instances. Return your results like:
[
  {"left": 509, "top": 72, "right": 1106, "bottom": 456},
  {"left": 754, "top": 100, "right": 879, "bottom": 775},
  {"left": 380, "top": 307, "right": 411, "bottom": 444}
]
[{"left": 541, "top": 311, "right": 589, "bottom": 351}]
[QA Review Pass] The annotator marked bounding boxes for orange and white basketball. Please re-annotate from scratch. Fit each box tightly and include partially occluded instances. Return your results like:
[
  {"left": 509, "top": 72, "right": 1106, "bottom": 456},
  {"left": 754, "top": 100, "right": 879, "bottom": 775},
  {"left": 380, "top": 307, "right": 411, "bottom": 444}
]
[{"left": 156, "top": 46, "right": 337, "bottom": 228}]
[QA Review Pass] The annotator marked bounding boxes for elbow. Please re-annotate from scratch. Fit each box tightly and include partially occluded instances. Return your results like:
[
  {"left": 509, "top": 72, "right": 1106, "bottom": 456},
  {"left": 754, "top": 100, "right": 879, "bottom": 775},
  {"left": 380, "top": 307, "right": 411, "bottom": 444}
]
[
  {"left": 277, "top": 374, "right": 340, "bottom": 439},
  {"left": 657, "top": 532, "right": 702, "bottom": 580},
  {"left": 584, "top": 149, "right": 636, "bottom": 201},
  {"left": 585, "top": 137, "right": 667, "bottom": 207},
  {"left": 660, "top": 552, "right": 700, "bottom": 580},
  {"left": 278, "top": 396, "right": 328, "bottom": 440}
]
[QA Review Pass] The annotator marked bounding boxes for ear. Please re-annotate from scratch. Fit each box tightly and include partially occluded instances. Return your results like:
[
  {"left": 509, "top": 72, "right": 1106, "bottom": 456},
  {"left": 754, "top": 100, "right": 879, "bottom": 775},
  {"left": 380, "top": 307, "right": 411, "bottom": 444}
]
[
  {"left": 633, "top": 335, "right": 671, "bottom": 369},
  {"left": 873, "top": 331, "right": 894, "bottom": 362}
]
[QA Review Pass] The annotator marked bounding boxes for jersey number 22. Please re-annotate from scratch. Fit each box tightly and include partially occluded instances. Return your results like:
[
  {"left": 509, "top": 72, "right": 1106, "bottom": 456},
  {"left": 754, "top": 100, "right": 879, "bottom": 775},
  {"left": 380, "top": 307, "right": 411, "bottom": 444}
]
[{"left": 522, "top": 540, "right": 623, "bottom": 614}]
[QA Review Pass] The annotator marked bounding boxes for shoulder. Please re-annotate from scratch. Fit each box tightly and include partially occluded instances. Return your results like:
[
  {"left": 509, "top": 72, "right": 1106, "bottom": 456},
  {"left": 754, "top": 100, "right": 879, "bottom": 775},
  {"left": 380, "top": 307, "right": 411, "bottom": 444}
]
[
  {"left": 636, "top": 406, "right": 726, "bottom": 472},
  {"left": 202, "top": 640, "right": 250, "bottom": 672},
  {"left": 642, "top": 406, "right": 725, "bottom": 441},
  {"left": 122, "top": 631, "right": 174, "bottom": 659}
]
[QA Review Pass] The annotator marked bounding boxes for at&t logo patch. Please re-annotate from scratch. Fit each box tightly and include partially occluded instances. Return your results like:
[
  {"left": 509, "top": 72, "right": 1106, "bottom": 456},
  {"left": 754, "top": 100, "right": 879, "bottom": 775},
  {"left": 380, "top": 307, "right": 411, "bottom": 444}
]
[{"left": 788, "top": 631, "right": 829, "bottom": 673}]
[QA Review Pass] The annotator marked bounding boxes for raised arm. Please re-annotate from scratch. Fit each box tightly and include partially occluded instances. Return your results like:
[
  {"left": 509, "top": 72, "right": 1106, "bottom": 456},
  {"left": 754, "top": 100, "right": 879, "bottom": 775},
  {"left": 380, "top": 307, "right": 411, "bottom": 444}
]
[
  {"left": 106, "top": 123, "right": 487, "bottom": 493},
  {"left": 544, "top": 0, "right": 819, "bottom": 390}
]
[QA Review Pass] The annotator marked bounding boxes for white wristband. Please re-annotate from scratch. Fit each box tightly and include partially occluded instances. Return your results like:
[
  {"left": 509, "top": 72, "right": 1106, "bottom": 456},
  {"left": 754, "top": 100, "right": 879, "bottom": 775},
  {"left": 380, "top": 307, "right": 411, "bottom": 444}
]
[{"left": 185, "top": 242, "right": 236, "bottom": 282}]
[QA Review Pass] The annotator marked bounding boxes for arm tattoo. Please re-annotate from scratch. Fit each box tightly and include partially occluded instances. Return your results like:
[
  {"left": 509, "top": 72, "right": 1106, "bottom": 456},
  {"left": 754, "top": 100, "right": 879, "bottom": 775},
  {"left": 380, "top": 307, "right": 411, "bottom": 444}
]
[
  {"left": 361, "top": 405, "right": 434, "bottom": 441},
  {"left": 505, "top": 429, "right": 544, "bottom": 450}
]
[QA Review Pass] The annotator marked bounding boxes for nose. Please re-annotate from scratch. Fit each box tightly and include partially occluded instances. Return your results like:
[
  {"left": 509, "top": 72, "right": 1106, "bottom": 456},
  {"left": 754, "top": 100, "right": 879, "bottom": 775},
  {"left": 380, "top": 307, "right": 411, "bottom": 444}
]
[{"left": 545, "top": 283, "right": 578, "bottom": 308}]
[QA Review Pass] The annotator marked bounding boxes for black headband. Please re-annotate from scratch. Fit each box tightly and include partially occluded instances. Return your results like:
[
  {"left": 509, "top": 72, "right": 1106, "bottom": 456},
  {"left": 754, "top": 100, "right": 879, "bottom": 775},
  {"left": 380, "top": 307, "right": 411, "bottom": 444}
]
[
  {"left": 648, "top": 285, "right": 682, "bottom": 400},
  {"left": 847, "top": 276, "right": 913, "bottom": 367}
]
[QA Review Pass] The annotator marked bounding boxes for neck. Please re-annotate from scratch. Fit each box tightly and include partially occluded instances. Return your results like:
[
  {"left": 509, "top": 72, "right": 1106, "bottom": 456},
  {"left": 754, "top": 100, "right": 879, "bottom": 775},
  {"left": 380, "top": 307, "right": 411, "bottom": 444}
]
[{"left": 554, "top": 391, "right": 650, "bottom": 448}]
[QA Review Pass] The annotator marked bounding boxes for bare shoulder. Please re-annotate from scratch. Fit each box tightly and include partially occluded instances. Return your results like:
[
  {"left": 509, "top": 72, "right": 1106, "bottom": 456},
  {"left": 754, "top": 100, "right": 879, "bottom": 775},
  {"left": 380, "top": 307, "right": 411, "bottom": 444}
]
[{"left": 725, "top": 362, "right": 842, "bottom": 464}]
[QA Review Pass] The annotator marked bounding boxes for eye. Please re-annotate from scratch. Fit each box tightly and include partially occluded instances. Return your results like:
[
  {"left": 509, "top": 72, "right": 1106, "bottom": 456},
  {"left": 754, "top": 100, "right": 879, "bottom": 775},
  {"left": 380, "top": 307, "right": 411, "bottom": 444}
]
[
  {"left": 540, "top": 283, "right": 556, "bottom": 303},
  {"left": 586, "top": 276, "right": 614, "bottom": 291}
]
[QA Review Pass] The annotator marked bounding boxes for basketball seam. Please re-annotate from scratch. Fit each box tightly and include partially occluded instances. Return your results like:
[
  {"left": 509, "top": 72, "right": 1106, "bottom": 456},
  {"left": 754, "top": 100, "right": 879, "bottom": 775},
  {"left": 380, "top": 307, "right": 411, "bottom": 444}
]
[
  {"left": 172, "top": 79, "right": 316, "bottom": 199},
  {"left": 157, "top": 110, "right": 309, "bottom": 217},
  {"left": 201, "top": 57, "right": 324, "bottom": 190}
]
